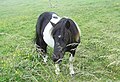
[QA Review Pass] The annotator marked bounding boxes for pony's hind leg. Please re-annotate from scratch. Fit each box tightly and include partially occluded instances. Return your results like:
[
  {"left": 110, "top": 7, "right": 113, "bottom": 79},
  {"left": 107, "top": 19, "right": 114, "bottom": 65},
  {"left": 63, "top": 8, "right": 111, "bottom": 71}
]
[
  {"left": 35, "top": 35, "right": 48, "bottom": 63},
  {"left": 36, "top": 44, "right": 48, "bottom": 63}
]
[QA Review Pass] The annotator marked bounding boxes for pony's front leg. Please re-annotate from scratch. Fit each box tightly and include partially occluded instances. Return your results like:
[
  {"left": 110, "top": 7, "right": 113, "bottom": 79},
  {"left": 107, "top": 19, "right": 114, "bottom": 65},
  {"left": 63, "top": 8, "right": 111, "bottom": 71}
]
[
  {"left": 42, "top": 54, "right": 48, "bottom": 63},
  {"left": 69, "top": 53, "right": 75, "bottom": 76},
  {"left": 52, "top": 54, "right": 62, "bottom": 75},
  {"left": 55, "top": 64, "right": 60, "bottom": 75}
]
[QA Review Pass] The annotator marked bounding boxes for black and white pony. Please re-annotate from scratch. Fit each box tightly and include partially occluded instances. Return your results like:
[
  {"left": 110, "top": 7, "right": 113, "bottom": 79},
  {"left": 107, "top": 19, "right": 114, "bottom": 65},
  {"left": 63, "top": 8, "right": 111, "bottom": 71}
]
[{"left": 35, "top": 12, "right": 81, "bottom": 75}]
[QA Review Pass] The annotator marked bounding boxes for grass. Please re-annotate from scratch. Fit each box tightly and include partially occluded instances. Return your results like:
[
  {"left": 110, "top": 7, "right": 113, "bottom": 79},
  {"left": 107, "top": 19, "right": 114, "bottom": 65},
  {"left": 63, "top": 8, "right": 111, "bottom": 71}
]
[{"left": 0, "top": 0, "right": 120, "bottom": 82}]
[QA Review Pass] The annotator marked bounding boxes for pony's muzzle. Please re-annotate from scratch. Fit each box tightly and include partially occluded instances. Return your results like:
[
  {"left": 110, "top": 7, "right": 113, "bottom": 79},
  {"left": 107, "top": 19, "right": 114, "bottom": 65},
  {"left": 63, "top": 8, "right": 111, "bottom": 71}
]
[{"left": 52, "top": 53, "right": 63, "bottom": 63}]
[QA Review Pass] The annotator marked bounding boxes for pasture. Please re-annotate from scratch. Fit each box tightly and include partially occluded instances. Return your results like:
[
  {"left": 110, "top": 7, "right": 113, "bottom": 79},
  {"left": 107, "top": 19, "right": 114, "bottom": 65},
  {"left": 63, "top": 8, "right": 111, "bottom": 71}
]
[{"left": 0, "top": 0, "right": 120, "bottom": 82}]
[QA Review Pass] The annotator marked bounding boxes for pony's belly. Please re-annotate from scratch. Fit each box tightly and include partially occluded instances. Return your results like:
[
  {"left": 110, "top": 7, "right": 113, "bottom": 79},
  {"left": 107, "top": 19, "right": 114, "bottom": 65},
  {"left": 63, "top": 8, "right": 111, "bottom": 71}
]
[{"left": 43, "top": 22, "right": 54, "bottom": 48}]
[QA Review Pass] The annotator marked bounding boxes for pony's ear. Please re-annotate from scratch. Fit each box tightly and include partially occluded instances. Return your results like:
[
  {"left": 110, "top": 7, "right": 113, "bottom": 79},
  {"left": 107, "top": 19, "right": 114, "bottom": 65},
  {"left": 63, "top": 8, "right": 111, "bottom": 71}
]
[{"left": 65, "top": 20, "right": 70, "bottom": 29}]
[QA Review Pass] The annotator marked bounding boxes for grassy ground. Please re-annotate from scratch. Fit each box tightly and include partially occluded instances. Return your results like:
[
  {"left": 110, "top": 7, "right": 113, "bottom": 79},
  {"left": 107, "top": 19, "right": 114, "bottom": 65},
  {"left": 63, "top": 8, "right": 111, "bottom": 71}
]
[{"left": 0, "top": 0, "right": 120, "bottom": 82}]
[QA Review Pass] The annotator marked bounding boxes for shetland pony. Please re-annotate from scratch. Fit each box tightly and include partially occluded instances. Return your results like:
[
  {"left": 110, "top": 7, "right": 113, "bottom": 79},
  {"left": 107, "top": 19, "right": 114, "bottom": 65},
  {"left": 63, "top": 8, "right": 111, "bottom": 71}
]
[{"left": 35, "top": 12, "right": 81, "bottom": 75}]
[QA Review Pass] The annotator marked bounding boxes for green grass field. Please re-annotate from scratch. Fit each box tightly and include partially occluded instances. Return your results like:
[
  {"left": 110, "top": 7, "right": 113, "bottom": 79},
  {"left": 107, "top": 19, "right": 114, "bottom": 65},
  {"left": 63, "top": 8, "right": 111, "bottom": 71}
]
[{"left": 0, "top": 0, "right": 120, "bottom": 82}]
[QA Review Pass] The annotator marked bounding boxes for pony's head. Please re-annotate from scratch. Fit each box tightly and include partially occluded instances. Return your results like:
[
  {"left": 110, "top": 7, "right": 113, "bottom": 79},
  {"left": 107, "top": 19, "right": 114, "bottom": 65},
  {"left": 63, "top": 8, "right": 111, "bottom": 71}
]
[{"left": 52, "top": 18, "right": 79, "bottom": 63}]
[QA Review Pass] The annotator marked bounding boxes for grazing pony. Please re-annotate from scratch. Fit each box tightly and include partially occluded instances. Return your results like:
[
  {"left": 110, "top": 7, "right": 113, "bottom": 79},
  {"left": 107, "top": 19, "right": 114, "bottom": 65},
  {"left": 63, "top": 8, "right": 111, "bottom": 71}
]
[{"left": 35, "top": 12, "right": 81, "bottom": 75}]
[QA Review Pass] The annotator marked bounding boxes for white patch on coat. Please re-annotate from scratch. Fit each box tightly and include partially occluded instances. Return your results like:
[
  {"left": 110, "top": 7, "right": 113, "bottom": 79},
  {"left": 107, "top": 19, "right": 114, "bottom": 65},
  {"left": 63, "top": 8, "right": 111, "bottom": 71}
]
[
  {"left": 58, "top": 35, "right": 61, "bottom": 38},
  {"left": 50, "top": 14, "right": 61, "bottom": 24},
  {"left": 43, "top": 22, "right": 54, "bottom": 48},
  {"left": 43, "top": 13, "right": 61, "bottom": 48},
  {"left": 69, "top": 54, "right": 75, "bottom": 75}
]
